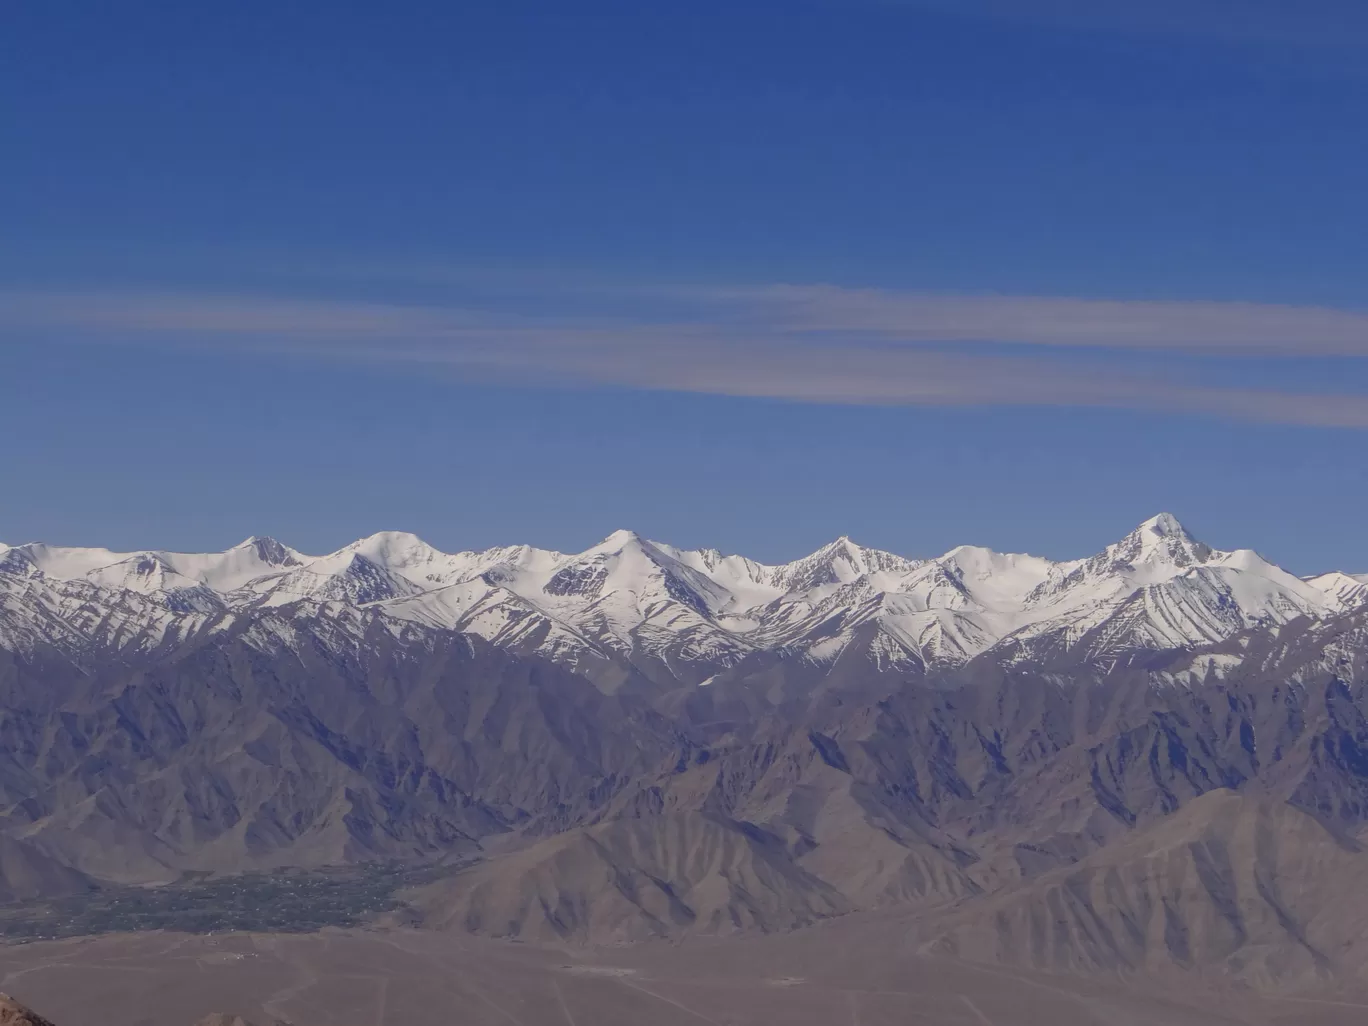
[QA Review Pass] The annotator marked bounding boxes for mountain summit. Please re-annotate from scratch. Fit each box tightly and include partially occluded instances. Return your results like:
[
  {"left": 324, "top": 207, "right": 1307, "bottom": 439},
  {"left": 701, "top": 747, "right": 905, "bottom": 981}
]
[
  {"left": 1104, "top": 512, "right": 1213, "bottom": 572},
  {"left": 1, "top": 515, "right": 1361, "bottom": 686}
]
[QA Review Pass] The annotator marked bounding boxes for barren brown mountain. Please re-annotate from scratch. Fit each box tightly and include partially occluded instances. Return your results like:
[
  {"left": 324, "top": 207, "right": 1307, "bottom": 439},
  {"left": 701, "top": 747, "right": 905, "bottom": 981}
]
[
  {"left": 928, "top": 788, "right": 1368, "bottom": 987},
  {"left": 6, "top": 518, "right": 1368, "bottom": 1017}
]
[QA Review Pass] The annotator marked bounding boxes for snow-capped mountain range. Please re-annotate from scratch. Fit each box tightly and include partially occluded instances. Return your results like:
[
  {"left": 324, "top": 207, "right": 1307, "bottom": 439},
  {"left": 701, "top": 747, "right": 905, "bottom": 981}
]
[{"left": 3, "top": 514, "right": 1366, "bottom": 686}]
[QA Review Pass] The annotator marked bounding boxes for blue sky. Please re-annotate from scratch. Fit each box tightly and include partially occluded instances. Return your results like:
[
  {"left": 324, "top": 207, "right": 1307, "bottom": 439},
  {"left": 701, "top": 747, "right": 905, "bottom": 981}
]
[{"left": 4, "top": 1, "right": 1368, "bottom": 570}]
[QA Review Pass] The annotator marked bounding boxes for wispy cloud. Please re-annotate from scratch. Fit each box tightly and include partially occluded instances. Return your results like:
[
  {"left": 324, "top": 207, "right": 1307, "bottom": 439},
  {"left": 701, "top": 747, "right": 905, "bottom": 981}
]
[
  {"left": 680, "top": 284, "right": 1368, "bottom": 355},
  {"left": 6, "top": 285, "right": 1368, "bottom": 427}
]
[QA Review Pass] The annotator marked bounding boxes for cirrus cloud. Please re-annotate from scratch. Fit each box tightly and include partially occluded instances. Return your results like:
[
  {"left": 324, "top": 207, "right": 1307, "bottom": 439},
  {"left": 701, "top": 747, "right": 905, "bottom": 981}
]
[{"left": 5, "top": 284, "right": 1368, "bottom": 428}]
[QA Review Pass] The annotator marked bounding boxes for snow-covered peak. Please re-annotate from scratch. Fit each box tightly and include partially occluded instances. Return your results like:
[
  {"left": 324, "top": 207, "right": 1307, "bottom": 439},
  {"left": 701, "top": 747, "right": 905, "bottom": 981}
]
[
  {"left": 8, "top": 516, "right": 1368, "bottom": 681},
  {"left": 775, "top": 536, "right": 922, "bottom": 592},
  {"left": 171, "top": 537, "right": 305, "bottom": 591},
  {"left": 336, "top": 530, "right": 447, "bottom": 577},
  {"left": 551, "top": 529, "right": 665, "bottom": 589},
  {"left": 1102, "top": 513, "right": 1213, "bottom": 576},
  {"left": 0, "top": 537, "right": 307, "bottom": 595},
  {"left": 305, "top": 532, "right": 565, "bottom": 593},
  {"left": 1305, "top": 570, "right": 1368, "bottom": 607},
  {"left": 247, "top": 552, "right": 426, "bottom": 607},
  {"left": 6, "top": 543, "right": 134, "bottom": 581},
  {"left": 84, "top": 553, "right": 202, "bottom": 595},
  {"left": 536, "top": 529, "right": 732, "bottom": 616},
  {"left": 592, "top": 528, "right": 643, "bottom": 551},
  {"left": 1141, "top": 511, "right": 1186, "bottom": 536},
  {"left": 933, "top": 545, "right": 1062, "bottom": 613},
  {"left": 233, "top": 535, "right": 299, "bottom": 566}
]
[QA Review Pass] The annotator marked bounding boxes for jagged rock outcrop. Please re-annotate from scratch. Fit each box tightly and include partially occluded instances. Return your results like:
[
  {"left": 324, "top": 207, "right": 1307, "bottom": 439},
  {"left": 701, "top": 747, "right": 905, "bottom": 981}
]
[{"left": 0, "top": 995, "right": 56, "bottom": 1026}]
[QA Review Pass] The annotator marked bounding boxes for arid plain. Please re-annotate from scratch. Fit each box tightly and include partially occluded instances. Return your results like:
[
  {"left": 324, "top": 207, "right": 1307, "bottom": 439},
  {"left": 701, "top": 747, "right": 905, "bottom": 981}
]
[{"left": 3, "top": 920, "right": 1368, "bottom": 1026}]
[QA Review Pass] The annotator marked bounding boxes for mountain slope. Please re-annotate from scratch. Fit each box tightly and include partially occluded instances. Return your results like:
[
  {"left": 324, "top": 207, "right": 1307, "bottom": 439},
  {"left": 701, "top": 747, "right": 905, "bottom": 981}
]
[
  {"left": 405, "top": 811, "right": 851, "bottom": 942},
  {"left": 928, "top": 790, "right": 1368, "bottom": 989},
  {"left": 0, "top": 836, "right": 95, "bottom": 904},
  {"left": 0, "top": 619, "right": 680, "bottom": 880}
]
